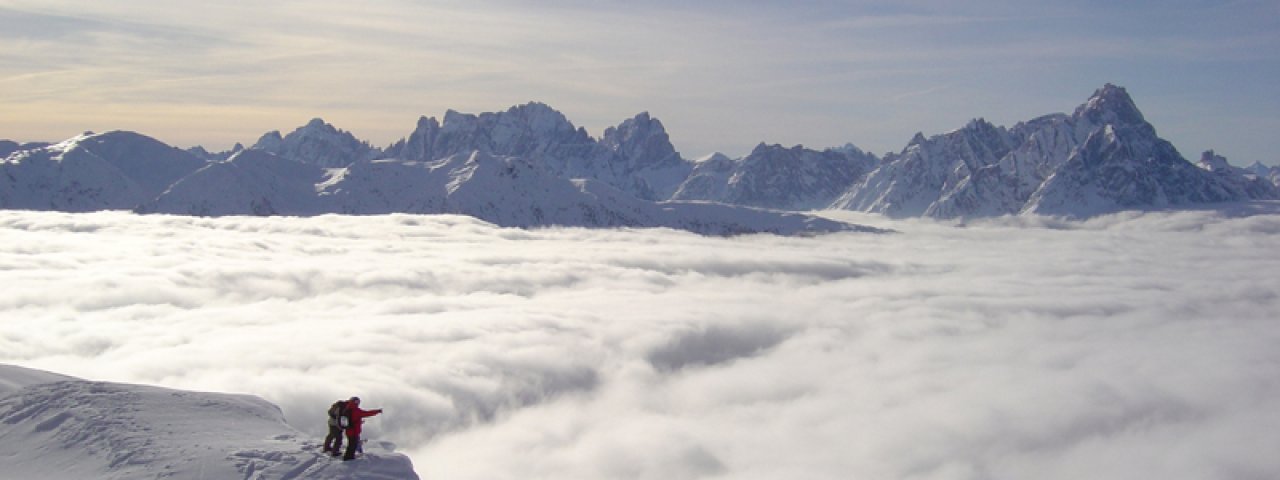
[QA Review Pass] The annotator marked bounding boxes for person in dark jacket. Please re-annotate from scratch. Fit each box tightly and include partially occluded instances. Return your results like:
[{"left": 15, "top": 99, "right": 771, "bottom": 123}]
[
  {"left": 342, "top": 396, "right": 383, "bottom": 461},
  {"left": 323, "top": 399, "right": 348, "bottom": 456}
]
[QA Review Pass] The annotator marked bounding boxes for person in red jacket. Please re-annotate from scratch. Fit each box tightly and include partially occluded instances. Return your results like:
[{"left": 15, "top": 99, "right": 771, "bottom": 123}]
[{"left": 342, "top": 396, "right": 383, "bottom": 461}]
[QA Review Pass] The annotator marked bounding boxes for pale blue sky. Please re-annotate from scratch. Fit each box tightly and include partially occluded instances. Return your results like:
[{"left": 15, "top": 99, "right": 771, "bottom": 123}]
[{"left": 2, "top": 0, "right": 1277, "bottom": 164}]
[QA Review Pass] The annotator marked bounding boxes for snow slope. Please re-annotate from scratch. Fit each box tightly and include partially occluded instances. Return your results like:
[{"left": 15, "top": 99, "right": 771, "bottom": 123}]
[
  {"left": 0, "top": 364, "right": 418, "bottom": 480},
  {"left": 141, "top": 150, "right": 332, "bottom": 216},
  {"left": 0, "top": 132, "right": 205, "bottom": 212},
  {"left": 327, "top": 151, "right": 873, "bottom": 235}
]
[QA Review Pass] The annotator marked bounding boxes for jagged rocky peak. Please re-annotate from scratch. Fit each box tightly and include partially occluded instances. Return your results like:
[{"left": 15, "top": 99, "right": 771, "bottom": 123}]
[
  {"left": 601, "top": 111, "right": 681, "bottom": 168},
  {"left": 250, "top": 118, "right": 377, "bottom": 168},
  {"left": 434, "top": 101, "right": 590, "bottom": 157},
  {"left": 253, "top": 130, "right": 284, "bottom": 150},
  {"left": 1199, "top": 150, "right": 1231, "bottom": 171},
  {"left": 441, "top": 102, "right": 576, "bottom": 136},
  {"left": 908, "top": 132, "right": 928, "bottom": 147},
  {"left": 739, "top": 142, "right": 790, "bottom": 164},
  {"left": 385, "top": 115, "right": 443, "bottom": 161},
  {"left": 828, "top": 143, "right": 867, "bottom": 156},
  {"left": 286, "top": 117, "right": 352, "bottom": 140},
  {"left": 1074, "top": 83, "right": 1146, "bottom": 127},
  {"left": 1244, "top": 161, "right": 1276, "bottom": 180},
  {"left": 962, "top": 117, "right": 1000, "bottom": 135},
  {"left": 749, "top": 142, "right": 791, "bottom": 156},
  {"left": 507, "top": 101, "right": 577, "bottom": 134},
  {"left": 416, "top": 115, "right": 441, "bottom": 130}
]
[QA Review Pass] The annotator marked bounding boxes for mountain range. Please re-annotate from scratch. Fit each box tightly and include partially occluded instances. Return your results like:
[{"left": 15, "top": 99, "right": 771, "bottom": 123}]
[{"left": 3, "top": 84, "right": 1277, "bottom": 232}]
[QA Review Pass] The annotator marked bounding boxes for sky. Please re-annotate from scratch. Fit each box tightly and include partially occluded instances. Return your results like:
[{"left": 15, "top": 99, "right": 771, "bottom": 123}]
[
  {"left": 2, "top": 208, "right": 1279, "bottom": 478},
  {"left": 1, "top": 1, "right": 1278, "bottom": 164}
]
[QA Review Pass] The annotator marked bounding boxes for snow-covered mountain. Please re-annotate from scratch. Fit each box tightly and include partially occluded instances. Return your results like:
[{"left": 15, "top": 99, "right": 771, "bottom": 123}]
[
  {"left": 253, "top": 118, "right": 380, "bottom": 168},
  {"left": 0, "top": 364, "right": 419, "bottom": 480},
  {"left": 1241, "top": 160, "right": 1280, "bottom": 186},
  {"left": 0, "top": 131, "right": 205, "bottom": 212},
  {"left": 141, "top": 149, "right": 333, "bottom": 216},
  {"left": 1242, "top": 160, "right": 1278, "bottom": 184},
  {"left": 670, "top": 152, "right": 736, "bottom": 203},
  {"left": 1196, "top": 151, "right": 1279, "bottom": 200},
  {"left": 383, "top": 103, "right": 677, "bottom": 200},
  {"left": 1, "top": 126, "right": 862, "bottom": 235},
  {"left": 599, "top": 112, "right": 693, "bottom": 200},
  {"left": 1021, "top": 86, "right": 1277, "bottom": 217},
  {"left": 145, "top": 149, "right": 868, "bottom": 236},
  {"left": 675, "top": 143, "right": 878, "bottom": 210},
  {"left": 5, "top": 84, "right": 1275, "bottom": 224},
  {"left": 833, "top": 118, "right": 1015, "bottom": 217},
  {"left": 831, "top": 84, "right": 1277, "bottom": 218}
]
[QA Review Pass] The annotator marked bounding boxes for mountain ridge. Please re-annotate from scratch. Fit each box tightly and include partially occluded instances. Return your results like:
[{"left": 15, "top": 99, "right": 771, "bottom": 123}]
[{"left": 4, "top": 84, "right": 1277, "bottom": 225}]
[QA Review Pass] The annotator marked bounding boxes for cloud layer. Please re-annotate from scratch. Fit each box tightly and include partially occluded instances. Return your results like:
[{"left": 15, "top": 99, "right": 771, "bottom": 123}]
[{"left": 2, "top": 208, "right": 1279, "bottom": 479}]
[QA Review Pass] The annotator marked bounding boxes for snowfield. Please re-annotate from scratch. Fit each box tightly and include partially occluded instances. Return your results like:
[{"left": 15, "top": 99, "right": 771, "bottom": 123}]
[
  {"left": 2, "top": 206, "right": 1279, "bottom": 479},
  {"left": 0, "top": 365, "right": 418, "bottom": 479}
]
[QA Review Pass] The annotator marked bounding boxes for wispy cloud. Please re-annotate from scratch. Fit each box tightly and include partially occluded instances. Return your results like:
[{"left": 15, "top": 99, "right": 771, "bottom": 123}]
[{"left": 0, "top": 1, "right": 1277, "bottom": 162}]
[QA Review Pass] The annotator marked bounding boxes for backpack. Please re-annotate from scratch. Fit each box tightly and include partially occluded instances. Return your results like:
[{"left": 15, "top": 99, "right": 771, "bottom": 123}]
[{"left": 328, "top": 401, "right": 349, "bottom": 428}]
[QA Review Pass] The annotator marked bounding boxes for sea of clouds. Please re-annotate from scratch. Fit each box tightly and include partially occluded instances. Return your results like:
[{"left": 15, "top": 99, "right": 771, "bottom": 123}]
[{"left": 2, "top": 207, "right": 1278, "bottom": 479}]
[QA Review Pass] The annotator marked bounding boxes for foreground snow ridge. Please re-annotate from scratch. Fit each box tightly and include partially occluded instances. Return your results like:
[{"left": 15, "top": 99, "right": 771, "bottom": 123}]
[{"left": 0, "top": 364, "right": 419, "bottom": 480}]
